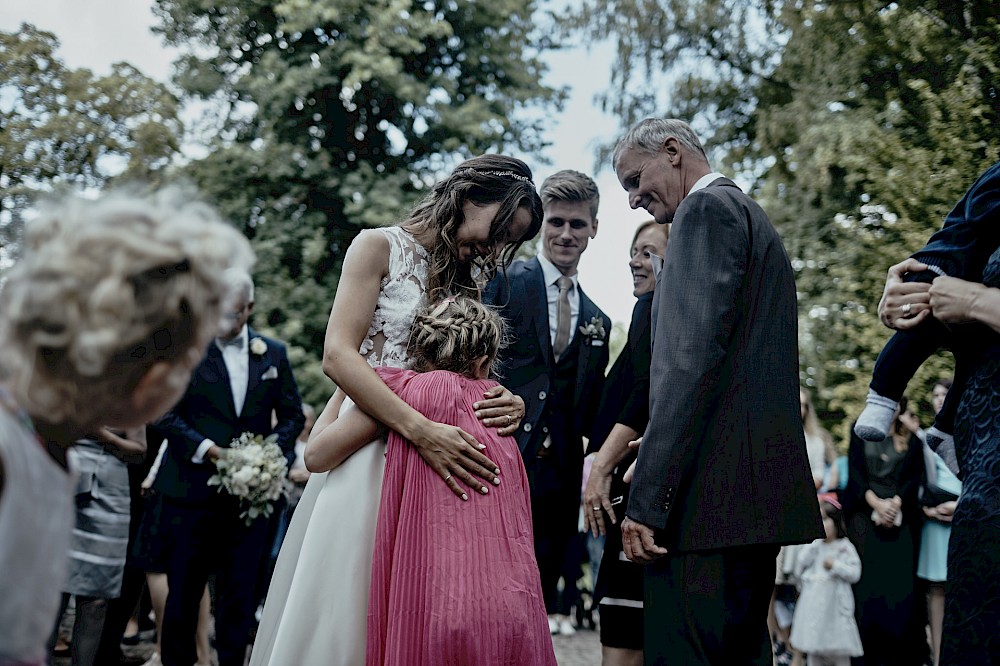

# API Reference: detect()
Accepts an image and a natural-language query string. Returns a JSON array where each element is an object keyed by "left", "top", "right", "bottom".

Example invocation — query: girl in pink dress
[{"left": 306, "top": 297, "right": 556, "bottom": 666}]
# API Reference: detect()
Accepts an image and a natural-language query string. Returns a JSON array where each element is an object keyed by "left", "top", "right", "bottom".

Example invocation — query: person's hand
[
  {"left": 622, "top": 438, "right": 642, "bottom": 484},
  {"left": 206, "top": 445, "right": 228, "bottom": 464},
  {"left": 929, "top": 276, "right": 984, "bottom": 324},
  {"left": 288, "top": 467, "right": 311, "bottom": 484},
  {"left": 875, "top": 497, "right": 899, "bottom": 526},
  {"left": 473, "top": 386, "right": 525, "bottom": 436},
  {"left": 823, "top": 557, "right": 834, "bottom": 570},
  {"left": 878, "top": 259, "right": 932, "bottom": 330},
  {"left": 410, "top": 419, "right": 501, "bottom": 501},
  {"left": 583, "top": 463, "right": 615, "bottom": 537},
  {"left": 935, "top": 500, "right": 957, "bottom": 522},
  {"left": 922, "top": 505, "right": 941, "bottom": 520},
  {"left": 620, "top": 516, "right": 668, "bottom": 563}
]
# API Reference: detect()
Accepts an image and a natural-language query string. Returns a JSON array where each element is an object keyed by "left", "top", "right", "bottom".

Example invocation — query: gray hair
[
  {"left": 612, "top": 118, "right": 710, "bottom": 169},
  {"left": 539, "top": 170, "right": 600, "bottom": 221},
  {"left": 223, "top": 268, "right": 255, "bottom": 303},
  {"left": 0, "top": 187, "right": 254, "bottom": 427}
]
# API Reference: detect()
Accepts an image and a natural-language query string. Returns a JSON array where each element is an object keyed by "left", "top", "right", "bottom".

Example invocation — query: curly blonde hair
[
  {"left": 407, "top": 297, "right": 508, "bottom": 378},
  {"left": 402, "top": 155, "right": 543, "bottom": 301},
  {"left": 0, "top": 188, "right": 254, "bottom": 427}
]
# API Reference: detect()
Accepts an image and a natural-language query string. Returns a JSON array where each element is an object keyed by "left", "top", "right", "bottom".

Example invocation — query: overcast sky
[{"left": 1, "top": 1, "right": 652, "bottom": 325}]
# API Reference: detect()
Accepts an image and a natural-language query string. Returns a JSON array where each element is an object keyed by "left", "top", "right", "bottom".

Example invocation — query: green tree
[
  {"left": 153, "top": 0, "right": 563, "bottom": 404},
  {"left": 570, "top": 1, "right": 1000, "bottom": 438},
  {"left": 0, "top": 24, "right": 181, "bottom": 264}
]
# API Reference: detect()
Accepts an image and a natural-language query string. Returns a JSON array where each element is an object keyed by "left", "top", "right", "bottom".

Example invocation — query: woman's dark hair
[
  {"left": 821, "top": 500, "right": 848, "bottom": 539},
  {"left": 402, "top": 155, "right": 543, "bottom": 301},
  {"left": 892, "top": 395, "right": 911, "bottom": 438}
]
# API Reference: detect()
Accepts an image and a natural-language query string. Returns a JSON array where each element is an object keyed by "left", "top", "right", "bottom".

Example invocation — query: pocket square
[
  {"left": 591, "top": 340, "right": 605, "bottom": 347},
  {"left": 261, "top": 366, "right": 278, "bottom": 380}
]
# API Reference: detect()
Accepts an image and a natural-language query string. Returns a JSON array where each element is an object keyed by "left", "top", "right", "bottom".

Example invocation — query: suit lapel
[
  {"left": 243, "top": 328, "right": 264, "bottom": 421},
  {"left": 205, "top": 343, "right": 237, "bottom": 418},
  {"left": 573, "top": 289, "right": 596, "bottom": 408},
  {"left": 525, "top": 259, "right": 554, "bottom": 368}
]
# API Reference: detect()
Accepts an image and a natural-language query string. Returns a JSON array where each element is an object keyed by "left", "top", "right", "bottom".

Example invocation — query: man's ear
[
  {"left": 662, "top": 136, "right": 681, "bottom": 163},
  {"left": 471, "top": 355, "right": 492, "bottom": 380},
  {"left": 590, "top": 216, "right": 599, "bottom": 239}
]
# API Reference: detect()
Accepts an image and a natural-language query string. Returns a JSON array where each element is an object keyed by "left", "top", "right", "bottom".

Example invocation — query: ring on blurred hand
[
  {"left": 592, "top": 506, "right": 600, "bottom": 511},
  {"left": 505, "top": 414, "right": 513, "bottom": 426},
  {"left": 902, "top": 302, "right": 912, "bottom": 316},
  {"left": 444, "top": 475, "right": 452, "bottom": 482}
]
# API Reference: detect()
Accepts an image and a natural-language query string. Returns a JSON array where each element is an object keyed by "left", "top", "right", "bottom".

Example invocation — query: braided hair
[{"left": 407, "top": 297, "right": 509, "bottom": 378}]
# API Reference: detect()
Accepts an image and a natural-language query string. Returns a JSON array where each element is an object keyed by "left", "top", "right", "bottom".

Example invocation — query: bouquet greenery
[{"left": 208, "top": 432, "right": 288, "bottom": 526}]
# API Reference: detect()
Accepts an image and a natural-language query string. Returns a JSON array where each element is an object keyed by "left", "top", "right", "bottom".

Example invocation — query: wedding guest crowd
[{"left": 4, "top": 123, "right": 1000, "bottom": 666}]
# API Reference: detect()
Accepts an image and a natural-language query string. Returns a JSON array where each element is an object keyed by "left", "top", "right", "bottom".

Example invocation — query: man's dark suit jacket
[
  {"left": 486, "top": 257, "right": 610, "bottom": 504},
  {"left": 628, "top": 178, "right": 823, "bottom": 553},
  {"left": 155, "top": 328, "right": 304, "bottom": 503}
]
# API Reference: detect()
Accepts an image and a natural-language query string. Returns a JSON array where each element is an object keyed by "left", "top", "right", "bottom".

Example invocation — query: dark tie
[
  {"left": 553, "top": 276, "right": 573, "bottom": 359},
  {"left": 220, "top": 336, "right": 244, "bottom": 350}
]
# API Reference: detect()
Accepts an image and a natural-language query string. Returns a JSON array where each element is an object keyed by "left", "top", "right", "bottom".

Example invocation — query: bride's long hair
[{"left": 402, "top": 155, "right": 542, "bottom": 301}]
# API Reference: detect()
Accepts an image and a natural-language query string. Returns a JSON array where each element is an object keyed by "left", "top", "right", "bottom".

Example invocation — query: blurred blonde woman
[{"left": 0, "top": 189, "right": 253, "bottom": 666}]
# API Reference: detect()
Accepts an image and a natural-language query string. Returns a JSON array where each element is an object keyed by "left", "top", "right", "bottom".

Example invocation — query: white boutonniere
[
  {"left": 250, "top": 337, "right": 267, "bottom": 357},
  {"left": 579, "top": 316, "right": 607, "bottom": 346}
]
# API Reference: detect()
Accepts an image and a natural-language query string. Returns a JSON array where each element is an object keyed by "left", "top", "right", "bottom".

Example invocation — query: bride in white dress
[{"left": 251, "top": 156, "right": 542, "bottom": 665}]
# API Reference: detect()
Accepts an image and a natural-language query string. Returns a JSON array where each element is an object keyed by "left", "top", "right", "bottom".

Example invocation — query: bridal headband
[{"left": 464, "top": 169, "right": 533, "bottom": 185}]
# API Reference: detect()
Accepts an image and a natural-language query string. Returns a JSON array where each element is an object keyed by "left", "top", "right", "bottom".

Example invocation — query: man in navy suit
[
  {"left": 153, "top": 270, "right": 304, "bottom": 666},
  {"left": 614, "top": 118, "right": 822, "bottom": 664},
  {"left": 486, "top": 170, "right": 611, "bottom": 636}
]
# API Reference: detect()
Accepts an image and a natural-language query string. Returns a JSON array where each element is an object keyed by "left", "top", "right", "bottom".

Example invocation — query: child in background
[
  {"left": 305, "top": 297, "right": 556, "bottom": 666},
  {"left": 790, "top": 500, "right": 864, "bottom": 666}
]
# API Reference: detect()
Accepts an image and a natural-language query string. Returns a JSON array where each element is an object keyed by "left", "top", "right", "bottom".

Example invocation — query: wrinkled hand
[
  {"left": 621, "top": 517, "right": 668, "bottom": 563},
  {"left": 583, "top": 465, "right": 615, "bottom": 537},
  {"left": 878, "top": 259, "right": 932, "bottom": 330},
  {"left": 622, "top": 437, "right": 642, "bottom": 484},
  {"left": 411, "top": 420, "right": 501, "bottom": 501},
  {"left": 929, "top": 276, "right": 983, "bottom": 324},
  {"left": 473, "top": 386, "right": 525, "bottom": 436}
]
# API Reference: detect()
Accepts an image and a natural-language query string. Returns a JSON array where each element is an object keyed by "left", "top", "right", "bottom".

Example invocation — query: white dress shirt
[
  {"left": 193, "top": 325, "right": 250, "bottom": 464},
  {"left": 537, "top": 253, "right": 580, "bottom": 350},
  {"left": 688, "top": 171, "right": 729, "bottom": 195}
]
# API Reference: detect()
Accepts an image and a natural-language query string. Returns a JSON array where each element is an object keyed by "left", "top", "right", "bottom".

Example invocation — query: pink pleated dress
[{"left": 367, "top": 368, "right": 556, "bottom": 666}]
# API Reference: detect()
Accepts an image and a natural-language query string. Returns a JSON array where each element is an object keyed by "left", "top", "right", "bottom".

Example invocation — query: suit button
[
  {"left": 523, "top": 423, "right": 532, "bottom": 432},
  {"left": 542, "top": 426, "right": 549, "bottom": 434},
  {"left": 538, "top": 391, "right": 547, "bottom": 400}
]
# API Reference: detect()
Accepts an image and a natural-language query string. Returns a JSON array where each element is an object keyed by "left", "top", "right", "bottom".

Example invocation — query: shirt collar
[
  {"left": 216, "top": 325, "right": 248, "bottom": 351},
  {"left": 688, "top": 172, "right": 729, "bottom": 195},
  {"left": 537, "top": 253, "right": 579, "bottom": 290}
]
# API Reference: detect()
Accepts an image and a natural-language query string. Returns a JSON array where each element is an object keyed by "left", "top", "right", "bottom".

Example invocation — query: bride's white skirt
[{"left": 250, "top": 412, "right": 385, "bottom": 666}]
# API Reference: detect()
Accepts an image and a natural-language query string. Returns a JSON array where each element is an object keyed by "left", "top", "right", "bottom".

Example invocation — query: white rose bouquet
[{"left": 208, "top": 432, "right": 288, "bottom": 525}]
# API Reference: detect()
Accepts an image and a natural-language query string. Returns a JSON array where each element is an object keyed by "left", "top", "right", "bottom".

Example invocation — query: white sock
[{"left": 854, "top": 390, "right": 898, "bottom": 441}]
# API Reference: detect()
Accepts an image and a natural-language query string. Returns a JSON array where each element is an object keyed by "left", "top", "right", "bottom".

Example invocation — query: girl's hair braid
[{"left": 407, "top": 297, "right": 509, "bottom": 378}]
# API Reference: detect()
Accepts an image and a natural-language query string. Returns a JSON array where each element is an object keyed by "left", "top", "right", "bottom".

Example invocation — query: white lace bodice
[{"left": 358, "top": 226, "right": 429, "bottom": 369}]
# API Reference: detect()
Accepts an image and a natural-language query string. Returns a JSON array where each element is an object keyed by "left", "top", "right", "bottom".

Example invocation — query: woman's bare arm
[
  {"left": 304, "top": 391, "right": 379, "bottom": 473},
  {"left": 322, "top": 232, "right": 498, "bottom": 499}
]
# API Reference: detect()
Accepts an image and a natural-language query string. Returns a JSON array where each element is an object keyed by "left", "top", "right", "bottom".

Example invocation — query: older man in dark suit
[
  {"left": 486, "top": 170, "right": 611, "bottom": 636},
  {"left": 613, "top": 118, "right": 823, "bottom": 665},
  {"left": 153, "top": 270, "right": 303, "bottom": 666}
]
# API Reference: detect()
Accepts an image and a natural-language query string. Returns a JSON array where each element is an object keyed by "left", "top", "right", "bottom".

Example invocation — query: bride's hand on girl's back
[
  {"left": 409, "top": 420, "right": 502, "bottom": 501},
  {"left": 473, "top": 386, "right": 525, "bottom": 436}
]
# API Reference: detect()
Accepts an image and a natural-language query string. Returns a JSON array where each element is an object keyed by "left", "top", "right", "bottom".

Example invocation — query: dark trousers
[
  {"left": 160, "top": 498, "right": 269, "bottom": 666},
  {"left": 530, "top": 457, "right": 580, "bottom": 615},
  {"left": 643, "top": 544, "right": 778, "bottom": 666}
]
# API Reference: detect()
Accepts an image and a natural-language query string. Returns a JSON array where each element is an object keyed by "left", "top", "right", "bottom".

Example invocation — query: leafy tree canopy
[
  {"left": 0, "top": 24, "right": 181, "bottom": 264},
  {"left": 569, "top": 0, "right": 1000, "bottom": 442},
  {"left": 153, "top": 0, "right": 564, "bottom": 404}
]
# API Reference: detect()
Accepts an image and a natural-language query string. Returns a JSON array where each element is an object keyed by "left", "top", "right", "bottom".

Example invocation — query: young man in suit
[
  {"left": 153, "top": 270, "right": 304, "bottom": 666},
  {"left": 485, "top": 170, "right": 611, "bottom": 636},
  {"left": 613, "top": 118, "right": 823, "bottom": 665}
]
